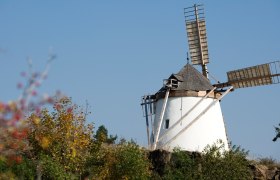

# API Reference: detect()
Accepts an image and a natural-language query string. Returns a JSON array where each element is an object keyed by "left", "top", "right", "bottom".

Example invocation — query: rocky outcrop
[
  {"left": 149, "top": 149, "right": 171, "bottom": 176},
  {"left": 250, "top": 163, "right": 280, "bottom": 180}
]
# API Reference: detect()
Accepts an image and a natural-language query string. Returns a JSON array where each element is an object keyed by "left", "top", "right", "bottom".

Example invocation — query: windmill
[{"left": 141, "top": 4, "right": 280, "bottom": 152}]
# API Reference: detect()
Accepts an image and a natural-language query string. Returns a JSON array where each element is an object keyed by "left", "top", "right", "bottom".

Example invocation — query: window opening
[{"left": 165, "top": 119, "right": 170, "bottom": 129}]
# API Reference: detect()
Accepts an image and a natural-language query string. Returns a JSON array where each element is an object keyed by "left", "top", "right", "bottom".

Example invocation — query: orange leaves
[
  {"left": 32, "top": 116, "right": 40, "bottom": 125},
  {"left": 8, "top": 155, "right": 22, "bottom": 164},
  {"left": 0, "top": 143, "right": 4, "bottom": 151},
  {"left": 11, "top": 128, "right": 28, "bottom": 140},
  {"left": 40, "top": 137, "right": 51, "bottom": 149},
  {"left": 8, "top": 101, "right": 17, "bottom": 112},
  {"left": 54, "top": 103, "right": 62, "bottom": 111}
]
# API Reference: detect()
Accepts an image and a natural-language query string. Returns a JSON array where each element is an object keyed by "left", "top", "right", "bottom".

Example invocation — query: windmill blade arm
[{"left": 213, "top": 82, "right": 232, "bottom": 89}]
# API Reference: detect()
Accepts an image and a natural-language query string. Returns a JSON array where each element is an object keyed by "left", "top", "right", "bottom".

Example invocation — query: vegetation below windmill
[
  {"left": 1, "top": 98, "right": 279, "bottom": 179},
  {"left": 150, "top": 147, "right": 280, "bottom": 180},
  {"left": 1, "top": 107, "right": 279, "bottom": 180}
]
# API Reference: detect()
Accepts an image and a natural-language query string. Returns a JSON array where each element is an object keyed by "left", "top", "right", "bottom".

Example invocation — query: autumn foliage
[
  {"left": 0, "top": 59, "right": 152, "bottom": 179},
  {"left": 28, "top": 97, "right": 94, "bottom": 174},
  {"left": 0, "top": 59, "right": 59, "bottom": 167}
]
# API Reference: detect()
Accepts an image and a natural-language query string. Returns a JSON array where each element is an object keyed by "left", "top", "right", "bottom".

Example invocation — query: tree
[
  {"left": 272, "top": 123, "right": 280, "bottom": 142},
  {"left": 27, "top": 97, "right": 94, "bottom": 177},
  {"left": 95, "top": 125, "right": 117, "bottom": 144}
]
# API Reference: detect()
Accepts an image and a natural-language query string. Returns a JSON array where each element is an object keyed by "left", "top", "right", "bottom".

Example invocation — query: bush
[
  {"left": 163, "top": 149, "right": 200, "bottom": 179},
  {"left": 0, "top": 155, "right": 36, "bottom": 179},
  {"left": 161, "top": 142, "right": 252, "bottom": 180},
  {"left": 88, "top": 141, "right": 152, "bottom": 179},
  {"left": 201, "top": 143, "right": 252, "bottom": 180},
  {"left": 112, "top": 142, "right": 151, "bottom": 179},
  {"left": 11, "top": 156, "right": 36, "bottom": 179},
  {"left": 40, "top": 153, "right": 73, "bottom": 180}
]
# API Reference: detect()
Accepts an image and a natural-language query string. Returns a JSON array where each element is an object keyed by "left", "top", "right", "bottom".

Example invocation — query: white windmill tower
[{"left": 141, "top": 4, "right": 280, "bottom": 152}]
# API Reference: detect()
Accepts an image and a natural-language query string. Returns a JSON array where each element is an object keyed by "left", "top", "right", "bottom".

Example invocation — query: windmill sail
[
  {"left": 214, "top": 61, "right": 280, "bottom": 89},
  {"left": 184, "top": 4, "right": 209, "bottom": 77},
  {"left": 185, "top": 19, "right": 209, "bottom": 65}
]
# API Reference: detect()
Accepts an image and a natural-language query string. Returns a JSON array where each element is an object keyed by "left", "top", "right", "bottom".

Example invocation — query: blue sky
[{"left": 0, "top": 1, "right": 279, "bottom": 159}]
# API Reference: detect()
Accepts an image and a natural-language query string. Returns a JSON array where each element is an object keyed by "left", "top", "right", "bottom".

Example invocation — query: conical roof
[{"left": 169, "top": 64, "right": 213, "bottom": 91}]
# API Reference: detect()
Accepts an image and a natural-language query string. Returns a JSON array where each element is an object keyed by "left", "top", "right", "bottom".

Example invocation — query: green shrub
[
  {"left": 11, "top": 156, "right": 36, "bottom": 179},
  {"left": 0, "top": 155, "right": 36, "bottom": 179},
  {"left": 112, "top": 142, "right": 151, "bottom": 179},
  {"left": 39, "top": 153, "right": 73, "bottom": 180},
  {"left": 162, "top": 142, "right": 252, "bottom": 180},
  {"left": 163, "top": 148, "right": 200, "bottom": 180},
  {"left": 200, "top": 143, "right": 252, "bottom": 180},
  {"left": 88, "top": 141, "right": 151, "bottom": 179}
]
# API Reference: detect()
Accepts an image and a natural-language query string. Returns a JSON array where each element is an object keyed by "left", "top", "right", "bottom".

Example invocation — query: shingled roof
[{"left": 169, "top": 63, "right": 213, "bottom": 91}]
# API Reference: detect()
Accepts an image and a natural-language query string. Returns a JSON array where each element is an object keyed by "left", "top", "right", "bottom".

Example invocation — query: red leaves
[
  {"left": 8, "top": 155, "right": 22, "bottom": 164},
  {"left": 0, "top": 59, "right": 61, "bottom": 165},
  {"left": 9, "top": 142, "right": 19, "bottom": 149},
  {"left": 11, "top": 129, "right": 28, "bottom": 140},
  {"left": 0, "top": 102, "right": 5, "bottom": 112},
  {"left": 54, "top": 103, "right": 62, "bottom": 111},
  {"left": 14, "top": 155, "right": 22, "bottom": 164},
  {"left": 13, "top": 112, "right": 21, "bottom": 121},
  {"left": 67, "top": 107, "right": 73, "bottom": 113}
]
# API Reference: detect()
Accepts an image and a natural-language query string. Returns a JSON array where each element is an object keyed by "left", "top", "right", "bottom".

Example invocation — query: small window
[
  {"left": 165, "top": 119, "right": 170, "bottom": 129},
  {"left": 151, "top": 134, "right": 154, "bottom": 143}
]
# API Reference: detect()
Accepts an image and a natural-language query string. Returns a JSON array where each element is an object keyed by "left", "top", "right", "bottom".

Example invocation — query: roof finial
[{"left": 187, "top": 52, "right": 190, "bottom": 64}]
